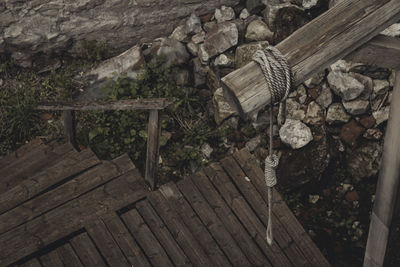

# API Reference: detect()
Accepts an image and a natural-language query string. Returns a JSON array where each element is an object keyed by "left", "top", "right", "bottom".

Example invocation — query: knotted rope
[{"left": 252, "top": 46, "right": 292, "bottom": 246}]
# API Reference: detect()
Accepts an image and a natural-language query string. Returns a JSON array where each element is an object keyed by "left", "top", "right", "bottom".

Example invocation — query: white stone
[
  {"left": 329, "top": 59, "right": 349, "bottom": 72},
  {"left": 303, "top": 0, "right": 319, "bottom": 9},
  {"left": 381, "top": 23, "right": 400, "bottom": 37},
  {"left": 373, "top": 79, "right": 390, "bottom": 95},
  {"left": 191, "top": 31, "right": 206, "bottom": 44},
  {"left": 327, "top": 71, "right": 365, "bottom": 101},
  {"left": 239, "top": 8, "right": 250, "bottom": 20},
  {"left": 316, "top": 83, "right": 333, "bottom": 108},
  {"left": 185, "top": 13, "right": 202, "bottom": 34},
  {"left": 186, "top": 41, "right": 198, "bottom": 56},
  {"left": 215, "top": 6, "right": 235, "bottom": 23},
  {"left": 279, "top": 119, "right": 313, "bottom": 149},
  {"left": 326, "top": 103, "right": 351, "bottom": 124},
  {"left": 201, "top": 143, "right": 213, "bottom": 158},
  {"left": 214, "top": 54, "right": 233, "bottom": 67},
  {"left": 169, "top": 25, "right": 187, "bottom": 42},
  {"left": 198, "top": 43, "right": 210, "bottom": 64},
  {"left": 373, "top": 106, "right": 390, "bottom": 126},
  {"left": 309, "top": 194, "right": 320, "bottom": 204},
  {"left": 297, "top": 85, "right": 308, "bottom": 104},
  {"left": 213, "top": 87, "right": 237, "bottom": 124},
  {"left": 245, "top": 20, "right": 274, "bottom": 42},
  {"left": 303, "top": 101, "right": 324, "bottom": 125},
  {"left": 286, "top": 98, "right": 306, "bottom": 121}
]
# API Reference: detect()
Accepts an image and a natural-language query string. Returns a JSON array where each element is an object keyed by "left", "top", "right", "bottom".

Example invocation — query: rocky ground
[{"left": 2, "top": 0, "right": 400, "bottom": 266}]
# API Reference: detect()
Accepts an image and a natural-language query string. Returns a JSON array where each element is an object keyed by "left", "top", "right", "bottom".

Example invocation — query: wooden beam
[
  {"left": 364, "top": 71, "right": 400, "bottom": 267},
  {"left": 221, "top": 0, "right": 400, "bottom": 117},
  {"left": 145, "top": 110, "right": 161, "bottom": 190},
  {"left": 346, "top": 34, "right": 400, "bottom": 70},
  {"left": 63, "top": 110, "right": 78, "bottom": 150},
  {"left": 37, "top": 98, "right": 175, "bottom": 111}
]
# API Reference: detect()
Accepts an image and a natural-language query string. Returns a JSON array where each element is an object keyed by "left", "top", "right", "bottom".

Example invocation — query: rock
[
  {"left": 363, "top": 128, "right": 383, "bottom": 140},
  {"left": 389, "top": 71, "right": 395, "bottom": 87},
  {"left": 245, "top": 19, "right": 274, "bottom": 42},
  {"left": 330, "top": 59, "right": 349, "bottom": 73},
  {"left": 303, "top": 101, "right": 325, "bottom": 125},
  {"left": 198, "top": 44, "right": 210, "bottom": 64},
  {"left": 381, "top": 23, "right": 400, "bottom": 37},
  {"left": 327, "top": 71, "right": 365, "bottom": 101},
  {"left": 359, "top": 116, "right": 376, "bottom": 129},
  {"left": 340, "top": 120, "right": 365, "bottom": 146},
  {"left": 185, "top": 13, "right": 202, "bottom": 35},
  {"left": 309, "top": 195, "right": 320, "bottom": 204},
  {"left": 204, "top": 22, "right": 238, "bottom": 58},
  {"left": 316, "top": 83, "right": 333, "bottom": 108},
  {"left": 203, "top": 21, "right": 217, "bottom": 32},
  {"left": 175, "top": 69, "right": 190, "bottom": 86},
  {"left": 214, "top": 54, "right": 234, "bottom": 67},
  {"left": 373, "top": 106, "right": 390, "bottom": 126},
  {"left": 286, "top": 98, "right": 306, "bottom": 121},
  {"left": 347, "top": 142, "right": 383, "bottom": 180},
  {"left": 170, "top": 25, "right": 188, "bottom": 42},
  {"left": 326, "top": 103, "right": 351, "bottom": 124},
  {"left": 246, "top": 0, "right": 266, "bottom": 14},
  {"left": 342, "top": 100, "right": 370, "bottom": 115},
  {"left": 201, "top": 143, "right": 213, "bottom": 158},
  {"left": 11, "top": 52, "right": 32, "bottom": 68},
  {"left": 239, "top": 8, "right": 250, "bottom": 20},
  {"left": 191, "top": 31, "right": 206, "bottom": 44},
  {"left": 373, "top": 79, "right": 390, "bottom": 95},
  {"left": 303, "top": 0, "right": 319, "bottom": 9},
  {"left": 296, "top": 84, "right": 308, "bottom": 104},
  {"left": 213, "top": 87, "right": 237, "bottom": 124},
  {"left": 186, "top": 42, "right": 199, "bottom": 56},
  {"left": 157, "top": 38, "right": 190, "bottom": 66},
  {"left": 206, "top": 68, "right": 221, "bottom": 91},
  {"left": 246, "top": 136, "right": 262, "bottom": 152},
  {"left": 192, "top": 57, "right": 209, "bottom": 87},
  {"left": 223, "top": 116, "right": 239, "bottom": 129},
  {"left": 215, "top": 6, "right": 236, "bottom": 23},
  {"left": 350, "top": 65, "right": 391, "bottom": 80},
  {"left": 345, "top": 191, "right": 359, "bottom": 202},
  {"left": 351, "top": 73, "right": 373, "bottom": 101},
  {"left": 304, "top": 72, "right": 325, "bottom": 89},
  {"left": 279, "top": 119, "right": 313, "bottom": 149},
  {"left": 235, "top": 41, "right": 269, "bottom": 68}
]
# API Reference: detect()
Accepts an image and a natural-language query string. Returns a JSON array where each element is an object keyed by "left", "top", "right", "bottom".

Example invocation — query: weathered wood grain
[
  {"left": 221, "top": 0, "right": 400, "bottom": 117},
  {"left": 0, "top": 169, "right": 146, "bottom": 266},
  {"left": 63, "top": 110, "right": 78, "bottom": 150},
  {"left": 364, "top": 70, "right": 400, "bottom": 267},
  {"left": 147, "top": 190, "right": 211, "bottom": 266},
  {"left": 159, "top": 182, "right": 231, "bottom": 266},
  {"left": 56, "top": 243, "right": 84, "bottom": 267},
  {"left": 145, "top": 109, "right": 161, "bottom": 190},
  {"left": 136, "top": 199, "right": 191, "bottom": 266},
  {"left": 0, "top": 138, "right": 44, "bottom": 170},
  {"left": 18, "top": 258, "right": 42, "bottom": 267},
  {"left": 0, "top": 154, "right": 133, "bottom": 235},
  {"left": 233, "top": 149, "right": 330, "bottom": 266},
  {"left": 121, "top": 208, "right": 173, "bottom": 267},
  {"left": 39, "top": 249, "right": 64, "bottom": 267},
  {"left": 70, "top": 233, "right": 107, "bottom": 267},
  {"left": 37, "top": 98, "right": 175, "bottom": 111},
  {"left": 0, "top": 148, "right": 100, "bottom": 215}
]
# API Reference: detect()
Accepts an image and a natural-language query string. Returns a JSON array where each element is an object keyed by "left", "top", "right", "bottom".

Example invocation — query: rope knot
[{"left": 265, "top": 154, "right": 279, "bottom": 188}]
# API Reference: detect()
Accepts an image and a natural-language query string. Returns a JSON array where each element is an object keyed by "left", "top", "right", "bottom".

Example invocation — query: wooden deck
[{"left": 0, "top": 139, "right": 329, "bottom": 266}]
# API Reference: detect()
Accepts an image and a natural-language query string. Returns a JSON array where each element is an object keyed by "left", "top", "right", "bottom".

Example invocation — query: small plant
[{"left": 80, "top": 40, "right": 109, "bottom": 62}]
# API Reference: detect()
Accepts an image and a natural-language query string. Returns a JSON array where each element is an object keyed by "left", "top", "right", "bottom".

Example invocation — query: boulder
[
  {"left": 213, "top": 87, "right": 237, "bottom": 124},
  {"left": 204, "top": 22, "right": 238, "bottom": 58},
  {"left": 235, "top": 41, "right": 269, "bottom": 68},
  {"left": 215, "top": 6, "right": 236, "bottom": 23},
  {"left": 245, "top": 20, "right": 274, "bottom": 42},
  {"left": 326, "top": 103, "right": 351, "bottom": 124},
  {"left": 347, "top": 142, "right": 383, "bottom": 180},
  {"left": 327, "top": 71, "right": 365, "bottom": 101},
  {"left": 279, "top": 119, "right": 313, "bottom": 149}
]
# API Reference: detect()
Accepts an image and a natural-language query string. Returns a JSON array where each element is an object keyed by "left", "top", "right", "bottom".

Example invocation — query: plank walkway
[{"left": 0, "top": 138, "right": 329, "bottom": 266}]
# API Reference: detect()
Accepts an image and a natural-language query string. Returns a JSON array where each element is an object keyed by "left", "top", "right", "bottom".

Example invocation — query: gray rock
[
  {"left": 204, "top": 21, "right": 217, "bottom": 32},
  {"left": 297, "top": 84, "right": 308, "bottom": 104},
  {"left": 235, "top": 41, "right": 269, "bottom": 68},
  {"left": 11, "top": 52, "right": 32, "bottom": 68},
  {"left": 157, "top": 38, "right": 190, "bottom": 67},
  {"left": 304, "top": 72, "right": 325, "bottom": 88},
  {"left": 223, "top": 116, "right": 239, "bottom": 129},
  {"left": 326, "top": 103, "right": 351, "bottom": 124},
  {"left": 303, "top": 0, "right": 319, "bottom": 9},
  {"left": 185, "top": 13, "right": 202, "bottom": 35},
  {"left": 198, "top": 44, "right": 210, "bottom": 64},
  {"left": 351, "top": 73, "right": 373, "bottom": 100},
  {"left": 246, "top": 136, "right": 262, "bottom": 152},
  {"left": 279, "top": 119, "right": 313, "bottom": 149},
  {"left": 245, "top": 20, "right": 274, "bottom": 42},
  {"left": 381, "top": 23, "right": 400, "bottom": 37},
  {"left": 215, "top": 6, "right": 235, "bottom": 23},
  {"left": 363, "top": 128, "right": 383, "bottom": 141},
  {"left": 327, "top": 71, "right": 365, "bottom": 101},
  {"left": 342, "top": 99, "right": 370, "bottom": 115},
  {"left": 373, "top": 106, "right": 390, "bottom": 126},
  {"left": 175, "top": 69, "right": 190, "bottom": 86},
  {"left": 246, "top": 0, "right": 266, "bottom": 14},
  {"left": 186, "top": 41, "right": 199, "bottom": 56},
  {"left": 191, "top": 31, "right": 206, "bottom": 44},
  {"left": 303, "top": 101, "right": 325, "bottom": 125},
  {"left": 213, "top": 87, "right": 237, "bottom": 124},
  {"left": 170, "top": 25, "right": 188, "bottom": 42},
  {"left": 329, "top": 59, "right": 349, "bottom": 73},
  {"left": 204, "top": 22, "right": 238, "bottom": 58},
  {"left": 286, "top": 98, "right": 306, "bottom": 121},
  {"left": 373, "top": 79, "right": 390, "bottom": 95},
  {"left": 239, "top": 8, "right": 250, "bottom": 20},
  {"left": 192, "top": 57, "right": 209, "bottom": 87},
  {"left": 347, "top": 142, "right": 383, "bottom": 180},
  {"left": 201, "top": 143, "right": 213, "bottom": 158},
  {"left": 214, "top": 54, "right": 234, "bottom": 67},
  {"left": 316, "top": 83, "right": 333, "bottom": 108}
]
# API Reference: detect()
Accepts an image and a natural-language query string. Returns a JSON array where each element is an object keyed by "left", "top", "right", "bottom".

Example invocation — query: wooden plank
[
  {"left": 37, "top": 98, "right": 175, "bottom": 111},
  {"left": 86, "top": 219, "right": 131, "bottom": 267},
  {"left": 364, "top": 70, "right": 400, "bottom": 267},
  {"left": 203, "top": 163, "right": 293, "bottom": 267},
  {"left": 136, "top": 199, "right": 191, "bottom": 266},
  {"left": 145, "top": 109, "right": 161, "bottom": 190},
  {"left": 70, "top": 233, "right": 107, "bottom": 267},
  {"left": 232, "top": 149, "right": 330, "bottom": 266},
  {"left": 56, "top": 243, "right": 84, "bottom": 267},
  {"left": 0, "top": 154, "right": 133, "bottom": 235},
  {"left": 0, "top": 169, "right": 147, "bottom": 266},
  {"left": 177, "top": 177, "right": 251, "bottom": 266},
  {"left": 345, "top": 34, "right": 400, "bottom": 70},
  {"left": 121, "top": 208, "right": 173, "bottom": 267},
  {"left": 191, "top": 170, "right": 271, "bottom": 266},
  {"left": 221, "top": 0, "right": 400, "bottom": 117},
  {"left": 0, "top": 142, "right": 74, "bottom": 194},
  {"left": 147, "top": 190, "right": 211, "bottom": 266},
  {"left": 102, "top": 214, "right": 150, "bottom": 267},
  {"left": 63, "top": 110, "right": 78, "bottom": 150},
  {"left": 39, "top": 250, "right": 64, "bottom": 267},
  {"left": 0, "top": 148, "right": 100, "bottom": 215},
  {"left": 159, "top": 182, "right": 231, "bottom": 266},
  {"left": 220, "top": 156, "right": 309, "bottom": 267},
  {"left": 18, "top": 258, "right": 42, "bottom": 267},
  {"left": 0, "top": 138, "right": 44, "bottom": 170}
]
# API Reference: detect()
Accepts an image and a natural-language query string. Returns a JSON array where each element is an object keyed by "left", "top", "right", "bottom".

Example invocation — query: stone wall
[{"left": 0, "top": 0, "right": 239, "bottom": 67}]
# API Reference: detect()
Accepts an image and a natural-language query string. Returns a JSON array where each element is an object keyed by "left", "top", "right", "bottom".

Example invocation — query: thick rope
[{"left": 252, "top": 46, "right": 292, "bottom": 246}]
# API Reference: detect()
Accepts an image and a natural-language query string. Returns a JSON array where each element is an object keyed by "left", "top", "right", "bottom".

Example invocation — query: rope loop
[{"left": 265, "top": 154, "right": 279, "bottom": 188}]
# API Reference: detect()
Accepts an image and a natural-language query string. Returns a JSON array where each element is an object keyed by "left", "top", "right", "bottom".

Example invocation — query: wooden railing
[{"left": 37, "top": 98, "right": 175, "bottom": 190}]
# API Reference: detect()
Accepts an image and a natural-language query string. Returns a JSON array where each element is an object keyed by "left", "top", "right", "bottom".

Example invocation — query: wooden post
[
  {"left": 145, "top": 109, "right": 161, "bottom": 190},
  {"left": 364, "top": 71, "right": 400, "bottom": 267},
  {"left": 62, "top": 110, "right": 78, "bottom": 150}
]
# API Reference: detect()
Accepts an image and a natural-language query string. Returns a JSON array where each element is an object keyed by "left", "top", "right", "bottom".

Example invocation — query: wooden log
[
  {"left": 345, "top": 35, "right": 400, "bottom": 70},
  {"left": 63, "top": 110, "right": 78, "bottom": 149},
  {"left": 145, "top": 110, "right": 161, "bottom": 190},
  {"left": 37, "top": 98, "right": 175, "bottom": 111},
  {"left": 364, "top": 71, "right": 400, "bottom": 266},
  {"left": 70, "top": 233, "right": 107, "bottom": 267},
  {"left": 221, "top": 0, "right": 400, "bottom": 117}
]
